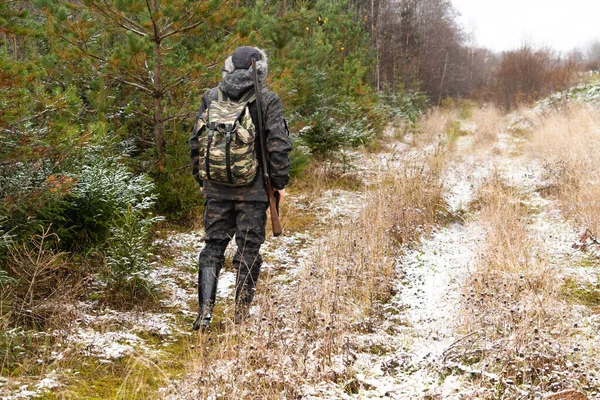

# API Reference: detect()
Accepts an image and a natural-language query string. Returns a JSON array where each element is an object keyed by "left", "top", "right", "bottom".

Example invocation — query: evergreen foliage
[
  {"left": 105, "top": 204, "right": 161, "bottom": 296},
  {"left": 0, "top": 216, "right": 14, "bottom": 283},
  {"left": 40, "top": 154, "right": 158, "bottom": 251},
  {"left": 254, "top": 0, "right": 384, "bottom": 154},
  {"left": 0, "top": 0, "right": 381, "bottom": 295},
  {"left": 380, "top": 86, "right": 429, "bottom": 123}
]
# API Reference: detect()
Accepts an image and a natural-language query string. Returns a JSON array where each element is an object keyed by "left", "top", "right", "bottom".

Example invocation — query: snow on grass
[
  {"left": 317, "top": 189, "right": 366, "bottom": 222},
  {"left": 35, "top": 373, "right": 62, "bottom": 391},
  {"left": 215, "top": 270, "right": 236, "bottom": 300},
  {"left": 295, "top": 137, "right": 492, "bottom": 399},
  {"left": 62, "top": 328, "right": 147, "bottom": 361},
  {"left": 310, "top": 220, "right": 486, "bottom": 399},
  {"left": 535, "top": 80, "right": 600, "bottom": 111},
  {"left": 443, "top": 159, "right": 491, "bottom": 213},
  {"left": 0, "top": 374, "right": 63, "bottom": 400},
  {"left": 1, "top": 385, "right": 41, "bottom": 400},
  {"left": 389, "top": 222, "right": 484, "bottom": 398},
  {"left": 80, "top": 307, "right": 179, "bottom": 337},
  {"left": 261, "top": 232, "right": 312, "bottom": 276}
]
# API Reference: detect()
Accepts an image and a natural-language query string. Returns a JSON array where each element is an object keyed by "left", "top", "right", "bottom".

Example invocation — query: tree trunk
[
  {"left": 153, "top": 42, "right": 165, "bottom": 162},
  {"left": 151, "top": 0, "right": 165, "bottom": 162},
  {"left": 438, "top": 50, "right": 448, "bottom": 105}
]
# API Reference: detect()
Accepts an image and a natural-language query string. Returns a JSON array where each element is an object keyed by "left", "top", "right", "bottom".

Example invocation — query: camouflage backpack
[{"left": 190, "top": 88, "right": 259, "bottom": 186}]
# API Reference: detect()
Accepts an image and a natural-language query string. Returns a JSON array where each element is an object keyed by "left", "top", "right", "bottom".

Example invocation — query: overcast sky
[{"left": 450, "top": 0, "right": 600, "bottom": 53}]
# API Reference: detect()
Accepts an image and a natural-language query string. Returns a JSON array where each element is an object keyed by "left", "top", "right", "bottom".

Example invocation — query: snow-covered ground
[
  {"left": 298, "top": 116, "right": 600, "bottom": 399},
  {"left": 4, "top": 102, "right": 600, "bottom": 399}
]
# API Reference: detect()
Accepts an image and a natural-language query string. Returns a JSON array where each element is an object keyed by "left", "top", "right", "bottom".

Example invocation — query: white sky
[{"left": 451, "top": 0, "right": 600, "bottom": 53}]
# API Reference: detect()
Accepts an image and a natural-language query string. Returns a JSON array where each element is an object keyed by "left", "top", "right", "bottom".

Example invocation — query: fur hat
[{"left": 222, "top": 46, "right": 268, "bottom": 85}]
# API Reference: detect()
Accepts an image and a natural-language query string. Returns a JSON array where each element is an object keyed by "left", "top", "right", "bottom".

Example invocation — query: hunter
[{"left": 190, "top": 46, "right": 293, "bottom": 331}]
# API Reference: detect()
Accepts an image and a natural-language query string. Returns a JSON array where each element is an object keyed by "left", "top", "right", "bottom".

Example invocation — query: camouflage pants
[{"left": 198, "top": 199, "right": 269, "bottom": 312}]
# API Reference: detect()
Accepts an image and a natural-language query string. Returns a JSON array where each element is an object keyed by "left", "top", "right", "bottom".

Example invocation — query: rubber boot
[
  {"left": 234, "top": 253, "right": 261, "bottom": 324},
  {"left": 193, "top": 266, "right": 220, "bottom": 331}
]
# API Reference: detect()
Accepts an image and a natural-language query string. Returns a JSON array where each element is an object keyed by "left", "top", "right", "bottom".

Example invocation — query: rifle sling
[
  {"left": 206, "top": 129, "right": 214, "bottom": 181},
  {"left": 225, "top": 129, "right": 233, "bottom": 184}
]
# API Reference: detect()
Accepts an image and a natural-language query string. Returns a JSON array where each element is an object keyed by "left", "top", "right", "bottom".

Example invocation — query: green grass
[
  {"left": 563, "top": 276, "right": 600, "bottom": 309},
  {"left": 52, "top": 336, "right": 192, "bottom": 399},
  {"left": 445, "top": 120, "right": 469, "bottom": 147}
]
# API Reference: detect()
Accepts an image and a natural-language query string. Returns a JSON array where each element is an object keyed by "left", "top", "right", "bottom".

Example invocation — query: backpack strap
[
  {"left": 240, "top": 89, "right": 256, "bottom": 104},
  {"left": 217, "top": 88, "right": 228, "bottom": 102},
  {"left": 205, "top": 128, "right": 214, "bottom": 181},
  {"left": 225, "top": 128, "right": 234, "bottom": 184}
]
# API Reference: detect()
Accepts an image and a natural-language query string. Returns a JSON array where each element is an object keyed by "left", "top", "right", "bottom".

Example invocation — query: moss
[
  {"left": 563, "top": 276, "right": 600, "bottom": 309},
  {"left": 55, "top": 335, "right": 194, "bottom": 399},
  {"left": 56, "top": 358, "right": 129, "bottom": 399},
  {"left": 282, "top": 210, "right": 318, "bottom": 234}
]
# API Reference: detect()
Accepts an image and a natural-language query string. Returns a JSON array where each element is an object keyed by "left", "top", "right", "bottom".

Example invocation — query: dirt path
[
  {"left": 306, "top": 139, "right": 494, "bottom": 399},
  {"left": 5, "top": 112, "right": 598, "bottom": 399},
  {"left": 300, "top": 119, "right": 600, "bottom": 399}
]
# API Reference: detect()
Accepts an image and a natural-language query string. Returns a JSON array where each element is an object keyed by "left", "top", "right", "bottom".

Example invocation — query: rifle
[{"left": 252, "top": 60, "right": 282, "bottom": 237}]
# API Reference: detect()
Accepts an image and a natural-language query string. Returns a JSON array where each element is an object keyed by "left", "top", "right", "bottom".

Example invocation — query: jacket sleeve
[
  {"left": 264, "top": 94, "right": 293, "bottom": 190},
  {"left": 189, "top": 93, "right": 209, "bottom": 186}
]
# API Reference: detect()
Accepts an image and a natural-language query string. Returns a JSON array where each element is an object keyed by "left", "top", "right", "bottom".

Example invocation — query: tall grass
[
  {"left": 455, "top": 174, "right": 594, "bottom": 397},
  {"left": 164, "top": 138, "right": 448, "bottom": 398},
  {"left": 527, "top": 105, "right": 600, "bottom": 235},
  {"left": 470, "top": 105, "right": 503, "bottom": 147}
]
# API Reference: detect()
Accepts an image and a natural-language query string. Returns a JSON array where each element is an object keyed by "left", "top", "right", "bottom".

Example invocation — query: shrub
[
  {"left": 289, "top": 144, "right": 312, "bottom": 180},
  {"left": 295, "top": 95, "right": 378, "bottom": 155},
  {"left": 380, "top": 86, "right": 429, "bottom": 123},
  {"left": 0, "top": 216, "right": 12, "bottom": 260},
  {"left": 153, "top": 129, "right": 205, "bottom": 218},
  {"left": 5, "top": 228, "right": 71, "bottom": 328},
  {"left": 105, "top": 204, "right": 162, "bottom": 298},
  {"left": 493, "top": 45, "right": 582, "bottom": 110},
  {"left": 0, "top": 217, "right": 13, "bottom": 287},
  {"left": 0, "top": 268, "right": 12, "bottom": 289},
  {"left": 0, "top": 161, "right": 60, "bottom": 244},
  {"left": 39, "top": 154, "right": 158, "bottom": 251}
]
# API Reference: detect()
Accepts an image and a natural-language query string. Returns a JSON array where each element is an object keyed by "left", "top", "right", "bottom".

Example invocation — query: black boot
[
  {"left": 234, "top": 253, "right": 261, "bottom": 324},
  {"left": 193, "top": 266, "right": 220, "bottom": 331}
]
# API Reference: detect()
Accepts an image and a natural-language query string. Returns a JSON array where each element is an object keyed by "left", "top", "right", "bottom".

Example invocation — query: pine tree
[{"left": 35, "top": 0, "right": 234, "bottom": 165}]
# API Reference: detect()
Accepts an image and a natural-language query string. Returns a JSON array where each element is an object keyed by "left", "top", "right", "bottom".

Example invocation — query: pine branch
[
  {"left": 91, "top": 1, "right": 147, "bottom": 37},
  {"left": 144, "top": 0, "right": 160, "bottom": 42},
  {"left": 159, "top": 75, "right": 188, "bottom": 96},
  {"left": 15, "top": 108, "right": 59, "bottom": 125},
  {"left": 160, "top": 20, "right": 203, "bottom": 40},
  {"left": 159, "top": 0, "right": 234, "bottom": 40},
  {"left": 115, "top": 78, "right": 153, "bottom": 94},
  {"left": 58, "top": 34, "right": 105, "bottom": 62}
]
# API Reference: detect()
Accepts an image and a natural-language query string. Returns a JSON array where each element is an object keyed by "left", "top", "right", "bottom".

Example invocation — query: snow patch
[{"left": 64, "top": 328, "right": 146, "bottom": 361}]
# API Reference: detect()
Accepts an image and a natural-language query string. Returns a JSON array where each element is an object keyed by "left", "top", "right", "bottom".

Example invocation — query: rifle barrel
[{"left": 252, "top": 60, "right": 282, "bottom": 237}]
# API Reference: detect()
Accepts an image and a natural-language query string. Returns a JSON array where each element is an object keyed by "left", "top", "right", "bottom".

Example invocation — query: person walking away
[{"left": 189, "top": 46, "right": 292, "bottom": 331}]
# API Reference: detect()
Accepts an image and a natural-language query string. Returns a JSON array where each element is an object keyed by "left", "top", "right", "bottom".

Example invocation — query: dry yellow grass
[
  {"left": 416, "top": 107, "right": 456, "bottom": 145},
  {"left": 528, "top": 105, "right": 600, "bottom": 235},
  {"left": 416, "top": 104, "right": 504, "bottom": 155},
  {"left": 287, "top": 155, "right": 364, "bottom": 199},
  {"left": 470, "top": 105, "right": 503, "bottom": 147},
  {"left": 171, "top": 138, "right": 448, "bottom": 398},
  {"left": 455, "top": 173, "right": 595, "bottom": 397}
]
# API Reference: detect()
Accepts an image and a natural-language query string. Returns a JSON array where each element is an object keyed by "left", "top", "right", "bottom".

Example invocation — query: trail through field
[
  {"left": 4, "top": 110, "right": 599, "bottom": 400},
  {"left": 306, "top": 136, "right": 495, "bottom": 399},
  {"left": 298, "top": 118, "right": 600, "bottom": 398}
]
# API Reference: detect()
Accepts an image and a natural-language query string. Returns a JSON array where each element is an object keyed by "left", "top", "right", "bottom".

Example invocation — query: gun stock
[
  {"left": 268, "top": 186, "right": 282, "bottom": 236},
  {"left": 252, "top": 60, "right": 282, "bottom": 237}
]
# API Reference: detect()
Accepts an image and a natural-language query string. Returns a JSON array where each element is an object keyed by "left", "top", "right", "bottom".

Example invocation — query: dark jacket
[{"left": 191, "top": 68, "right": 293, "bottom": 202}]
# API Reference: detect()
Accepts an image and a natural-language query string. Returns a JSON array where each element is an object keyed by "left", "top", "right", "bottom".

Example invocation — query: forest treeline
[{"left": 1, "top": 0, "right": 599, "bottom": 306}]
